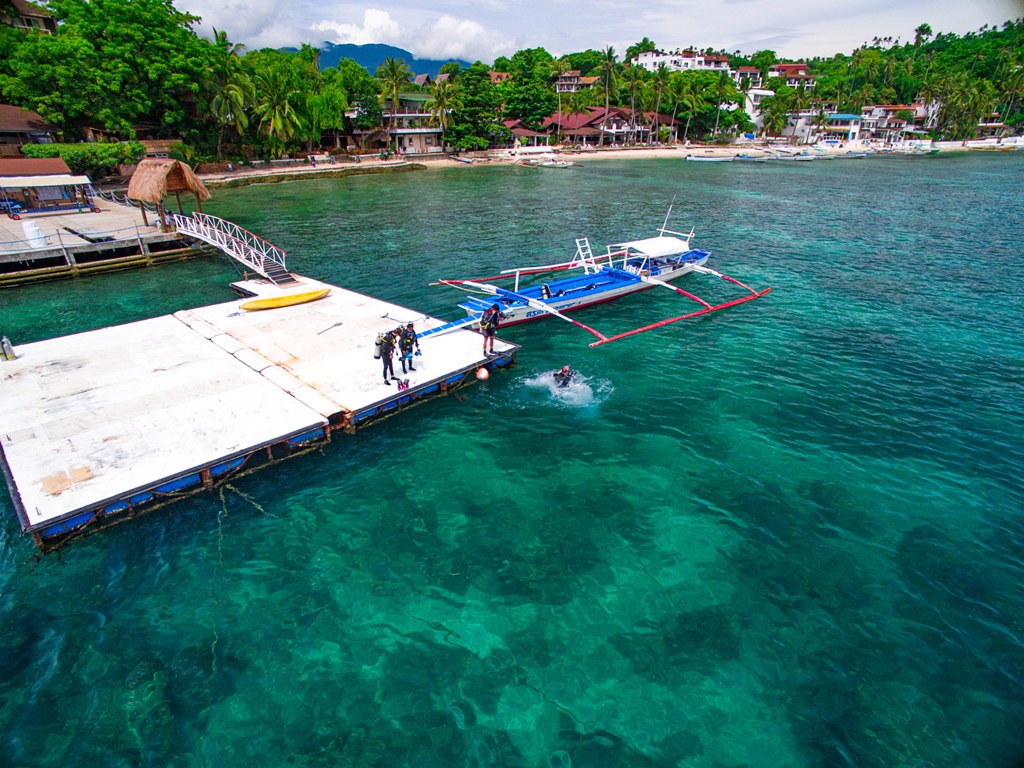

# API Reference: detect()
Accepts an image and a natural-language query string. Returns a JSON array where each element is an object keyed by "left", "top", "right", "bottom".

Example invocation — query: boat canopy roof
[
  {"left": 0, "top": 174, "right": 92, "bottom": 189},
  {"left": 608, "top": 235, "right": 690, "bottom": 258}
]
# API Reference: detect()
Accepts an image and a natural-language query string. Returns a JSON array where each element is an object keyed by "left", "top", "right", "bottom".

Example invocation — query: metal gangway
[{"left": 170, "top": 212, "right": 296, "bottom": 285}]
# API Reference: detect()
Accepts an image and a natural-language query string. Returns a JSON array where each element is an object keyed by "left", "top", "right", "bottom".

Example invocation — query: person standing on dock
[
  {"left": 379, "top": 330, "right": 397, "bottom": 385},
  {"left": 398, "top": 322, "right": 419, "bottom": 373},
  {"left": 480, "top": 304, "right": 505, "bottom": 356}
]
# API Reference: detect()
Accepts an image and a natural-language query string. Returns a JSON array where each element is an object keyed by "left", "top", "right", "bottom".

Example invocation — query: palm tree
[
  {"left": 253, "top": 67, "right": 302, "bottom": 157},
  {"left": 912, "top": 23, "right": 932, "bottom": 62},
  {"left": 622, "top": 64, "right": 645, "bottom": 144},
  {"left": 652, "top": 63, "right": 670, "bottom": 143},
  {"left": 424, "top": 78, "right": 461, "bottom": 142},
  {"left": 811, "top": 108, "right": 830, "bottom": 143},
  {"left": 206, "top": 29, "right": 252, "bottom": 161},
  {"left": 679, "top": 80, "right": 705, "bottom": 142},
  {"left": 376, "top": 57, "right": 413, "bottom": 147},
  {"left": 550, "top": 57, "right": 571, "bottom": 144},
  {"left": 564, "top": 90, "right": 595, "bottom": 146},
  {"left": 598, "top": 46, "right": 618, "bottom": 145},
  {"left": 712, "top": 69, "right": 731, "bottom": 136}
]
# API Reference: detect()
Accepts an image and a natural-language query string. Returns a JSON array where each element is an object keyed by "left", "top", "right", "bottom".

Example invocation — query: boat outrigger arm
[
  {"left": 427, "top": 271, "right": 771, "bottom": 347},
  {"left": 590, "top": 266, "right": 771, "bottom": 347}
]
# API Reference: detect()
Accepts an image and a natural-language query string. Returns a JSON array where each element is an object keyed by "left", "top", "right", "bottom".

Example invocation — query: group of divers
[{"left": 373, "top": 303, "right": 576, "bottom": 390}]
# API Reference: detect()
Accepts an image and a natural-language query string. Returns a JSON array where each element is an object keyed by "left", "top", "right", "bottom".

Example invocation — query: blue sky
[{"left": 177, "top": 0, "right": 1022, "bottom": 62}]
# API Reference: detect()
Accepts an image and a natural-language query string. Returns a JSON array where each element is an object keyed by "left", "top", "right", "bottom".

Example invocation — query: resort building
[
  {"left": 767, "top": 63, "right": 817, "bottom": 89},
  {"left": 504, "top": 119, "right": 549, "bottom": 147},
  {"left": 732, "top": 66, "right": 763, "bottom": 89},
  {"left": 555, "top": 71, "right": 600, "bottom": 93},
  {"left": 0, "top": 0, "right": 57, "bottom": 33},
  {"left": 783, "top": 111, "right": 862, "bottom": 143},
  {"left": 740, "top": 89, "right": 775, "bottom": 131},
  {"left": 631, "top": 50, "right": 731, "bottom": 74},
  {"left": 362, "top": 93, "right": 445, "bottom": 155},
  {"left": 0, "top": 104, "right": 59, "bottom": 157},
  {"left": 489, "top": 71, "right": 511, "bottom": 85},
  {"left": 542, "top": 107, "right": 678, "bottom": 146}
]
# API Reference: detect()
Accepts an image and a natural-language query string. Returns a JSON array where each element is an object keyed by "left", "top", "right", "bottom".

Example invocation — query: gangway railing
[{"left": 170, "top": 212, "right": 292, "bottom": 283}]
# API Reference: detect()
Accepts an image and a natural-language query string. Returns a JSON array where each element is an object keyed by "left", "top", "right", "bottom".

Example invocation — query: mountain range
[{"left": 285, "top": 42, "right": 474, "bottom": 77}]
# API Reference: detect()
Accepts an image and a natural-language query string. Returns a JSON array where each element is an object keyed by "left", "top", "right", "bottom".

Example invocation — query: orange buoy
[{"left": 476, "top": 368, "right": 489, "bottom": 380}]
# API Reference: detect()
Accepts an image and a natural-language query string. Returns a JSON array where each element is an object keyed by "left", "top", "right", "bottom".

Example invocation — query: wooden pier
[
  {"left": 0, "top": 277, "right": 517, "bottom": 550},
  {"left": 0, "top": 197, "right": 207, "bottom": 287}
]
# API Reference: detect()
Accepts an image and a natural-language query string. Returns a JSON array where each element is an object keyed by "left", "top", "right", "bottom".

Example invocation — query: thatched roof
[{"left": 127, "top": 158, "right": 210, "bottom": 203}]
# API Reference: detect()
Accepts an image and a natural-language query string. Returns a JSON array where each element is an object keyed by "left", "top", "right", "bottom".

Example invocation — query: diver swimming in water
[{"left": 553, "top": 365, "right": 575, "bottom": 388}]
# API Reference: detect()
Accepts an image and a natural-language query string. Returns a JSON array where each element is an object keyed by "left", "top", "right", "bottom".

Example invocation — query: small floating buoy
[{"left": 476, "top": 368, "right": 489, "bottom": 380}]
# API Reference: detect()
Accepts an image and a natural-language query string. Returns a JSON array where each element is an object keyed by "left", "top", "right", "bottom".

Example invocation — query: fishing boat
[
  {"left": 422, "top": 209, "right": 770, "bottom": 347},
  {"left": 239, "top": 287, "right": 330, "bottom": 311},
  {"left": 735, "top": 154, "right": 768, "bottom": 163}
]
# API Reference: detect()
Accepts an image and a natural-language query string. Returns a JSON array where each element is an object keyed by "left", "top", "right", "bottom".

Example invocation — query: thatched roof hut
[
  {"left": 127, "top": 158, "right": 209, "bottom": 228},
  {"left": 128, "top": 158, "right": 209, "bottom": 205}
]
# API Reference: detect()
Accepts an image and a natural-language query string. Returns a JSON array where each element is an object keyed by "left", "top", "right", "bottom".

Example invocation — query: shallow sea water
[{"left": 1, "top": 154, "right": 1022, "bottom": 767}]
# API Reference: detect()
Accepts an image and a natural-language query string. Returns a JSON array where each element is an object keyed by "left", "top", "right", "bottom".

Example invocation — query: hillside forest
[{"left": 1, "top": 0, "right": 1021, "bottom": 165}]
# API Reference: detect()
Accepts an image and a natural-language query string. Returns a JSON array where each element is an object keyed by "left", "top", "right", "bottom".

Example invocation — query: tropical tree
[
  {"left": 679, "top": 79, "right": 705, "bottom": 141},
  {"left": 376, "top": 57, "right": 413, "bottom": 142},
  {"left": 651, "top": 63, "right": 670, "bottom": 143},
  {"left": 550, "top": 56, "right": 571, "bottom": 143},
  {"left": 712, "top": 69, "right": 732, "bottom": 135},
  {"left": 424, "top": 78, "right": 461, "bottom": 137},
  {"left": 253, "top": 66, "right": 302, "bottom": 157},
  {"left": 206, "top": 29, "right": 251, "bottom": 160},
  {"left": 598, "top": 46, "right": 618, "bottom": 145},
  {"left": 306, "top": 69, "right": 349, "bottom": 150},
  {"left": 913, "top": 23, "right": 933, "bottom": 62},
  {"left": 622, "top": 64, "right": 646, "bottom": 143}
]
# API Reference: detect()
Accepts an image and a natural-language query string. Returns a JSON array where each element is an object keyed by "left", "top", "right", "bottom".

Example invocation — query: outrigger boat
[{"left": 421, "top": 210, "right": 770, "bottom": 347}]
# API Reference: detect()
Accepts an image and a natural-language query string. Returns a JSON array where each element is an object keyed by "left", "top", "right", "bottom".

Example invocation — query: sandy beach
[{"left": 195, "top": 139, "right": 1019, "bottom": 187}]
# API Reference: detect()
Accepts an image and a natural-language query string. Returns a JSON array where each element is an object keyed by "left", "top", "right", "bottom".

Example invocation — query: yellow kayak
[{"left": 240, "top": 288, "right": 331, "bottom": 311}]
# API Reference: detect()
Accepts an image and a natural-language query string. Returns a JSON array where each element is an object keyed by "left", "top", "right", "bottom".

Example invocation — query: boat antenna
[{"left": 660, "top": 196, "right": 677, "bottom": 237}]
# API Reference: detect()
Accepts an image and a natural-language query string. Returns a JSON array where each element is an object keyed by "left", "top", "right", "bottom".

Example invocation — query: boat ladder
[
  {"left": 170, "top": 212, "right": 297, "bottom": 285},
  {"left": 573, "top": 237, "right": 602, "bottom": 275}
]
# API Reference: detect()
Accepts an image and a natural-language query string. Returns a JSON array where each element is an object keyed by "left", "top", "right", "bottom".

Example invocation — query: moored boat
[
  {"left": 685, "top": 155, "right": 734, "bottom": 162},
  {"left": 424, "top": 208, "right": 770, "bottom": 347}
]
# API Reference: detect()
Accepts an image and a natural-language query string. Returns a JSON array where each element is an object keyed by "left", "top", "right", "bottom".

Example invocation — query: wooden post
[
  {"left": 138, "top": 200, "right": 148, "bottom": 226},
  {"left": 157, "top": 204, "right": 168, "bottom": 233},
  {"left": 174, "top": 190, "right": 183, "bottom": 215},
  {"left": 194, "top": 192, "right": 203, "bottom": 213}
]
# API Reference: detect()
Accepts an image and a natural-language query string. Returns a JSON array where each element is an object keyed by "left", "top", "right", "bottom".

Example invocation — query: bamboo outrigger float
[{"left": 424, "top": 207, "right": 771, "bottom": 347}]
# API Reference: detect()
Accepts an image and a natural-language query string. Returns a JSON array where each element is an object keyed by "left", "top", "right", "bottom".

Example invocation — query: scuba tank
[
  {"left": 373, "top": 333, "right": 384, "bottom": 359},
  {"left": 1, "top": 336, "right": 14, "bottom": 361}
]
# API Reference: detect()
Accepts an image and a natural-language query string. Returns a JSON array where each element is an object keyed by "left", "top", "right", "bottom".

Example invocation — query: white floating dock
[{"left": 0, "top": 277, "right": 517, "bottom": 548}]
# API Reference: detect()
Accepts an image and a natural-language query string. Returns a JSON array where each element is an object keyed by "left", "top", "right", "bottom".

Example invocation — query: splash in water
[{"left": 520, "top": 369, "right": 612, "bottom": 408}]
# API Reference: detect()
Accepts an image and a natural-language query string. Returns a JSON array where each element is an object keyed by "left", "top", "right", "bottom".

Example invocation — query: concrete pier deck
[{"left": 0, "top": 277, "right": 517, "bottom": 548}]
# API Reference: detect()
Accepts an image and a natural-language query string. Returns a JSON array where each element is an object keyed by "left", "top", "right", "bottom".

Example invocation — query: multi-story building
[
  {"left": 555, "top": 71, "right": 600, "bottom": 94},
  {"left": 631, "top": 50, "right": 731, "bottom": 74}
]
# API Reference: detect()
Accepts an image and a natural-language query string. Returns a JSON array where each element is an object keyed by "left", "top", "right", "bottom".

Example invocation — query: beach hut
[{"left": 127, "top": 158, "right": 210, "bottom": 230}]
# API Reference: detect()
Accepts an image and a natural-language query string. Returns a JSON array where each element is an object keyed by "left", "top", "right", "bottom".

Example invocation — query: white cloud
[
  {"left": 414, "top": 15, "right": 516, "bottom": 60},
  {"left": 313, "top": 8, "right": 403, "bottom": 46}
]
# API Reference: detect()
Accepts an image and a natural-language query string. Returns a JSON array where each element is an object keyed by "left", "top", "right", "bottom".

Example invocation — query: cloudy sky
[{"left": 176, "top": 0, "right": 1023, "bottom": 62}]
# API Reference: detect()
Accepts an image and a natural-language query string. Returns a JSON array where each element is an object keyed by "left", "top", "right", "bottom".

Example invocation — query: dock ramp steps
[{"left": 171, "top": 212, "right": 298, "bottom": 285}]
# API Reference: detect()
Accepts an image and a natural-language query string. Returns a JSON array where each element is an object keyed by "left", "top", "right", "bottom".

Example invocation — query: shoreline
[{"left": 194, "top": 139, "right": 1021, "bottom": 188}]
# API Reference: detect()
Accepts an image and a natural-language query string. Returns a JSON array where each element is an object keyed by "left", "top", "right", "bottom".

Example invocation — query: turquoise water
[{"left": 1, "top": 155, "right": 1023, "bottom": 767}]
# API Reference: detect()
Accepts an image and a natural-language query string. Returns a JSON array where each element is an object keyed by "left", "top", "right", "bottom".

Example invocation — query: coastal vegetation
[{"left": 0, "top": 0, "right": 1020, "bottom": 162}]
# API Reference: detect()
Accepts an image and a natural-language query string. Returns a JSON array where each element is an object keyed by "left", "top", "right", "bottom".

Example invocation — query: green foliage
[
  {"left": 625, "top": 37, "right": 657, "bottom": 63},
  {"left": 1, "top": 0, "right": 211, "bottom": 138},
  {"left": 563, "top": 50, "right": 604, "bottom": 77},
  {"left": 21, "top": 141, "right": 144, "bottom": 177},
  {"left": 446, "top": 63, "right": 507, "bottom": 150}
]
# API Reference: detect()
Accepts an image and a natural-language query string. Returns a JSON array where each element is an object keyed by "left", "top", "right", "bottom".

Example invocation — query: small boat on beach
[
  {"left": 735, "top": 154, "right": 768, "bottom": 163},
  {"left": 449, "top": 155, "right": 474, "bottom": 164},
  {"left": 423, "top": 207, "right": 770, "bottom": 347},
  {"left": 685, "top": 155, "right": 734, "bottom": 162}
]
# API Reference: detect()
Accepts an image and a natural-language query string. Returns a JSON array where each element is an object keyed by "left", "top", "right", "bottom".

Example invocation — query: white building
[{"left": 632, "top": 50, "right": 731, "bottom": 74}]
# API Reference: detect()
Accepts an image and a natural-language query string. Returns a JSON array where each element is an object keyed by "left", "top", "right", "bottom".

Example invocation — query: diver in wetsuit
[{"left": 553, "top": 365, "right": 574, "bottom": 388}]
